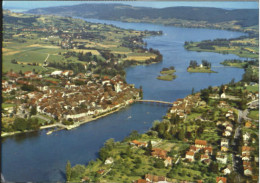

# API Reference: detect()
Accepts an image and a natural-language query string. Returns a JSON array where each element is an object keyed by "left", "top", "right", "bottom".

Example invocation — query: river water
[{"left": 2, "top": 19, "right": 246, "bottom": 182}]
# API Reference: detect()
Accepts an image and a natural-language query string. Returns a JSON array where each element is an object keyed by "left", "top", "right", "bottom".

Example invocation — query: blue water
[{"left": 2, "top": 19, "right": 246, "bottom": 182}]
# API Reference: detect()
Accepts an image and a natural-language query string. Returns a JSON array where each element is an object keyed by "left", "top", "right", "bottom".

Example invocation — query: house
[
  {"left": 204, "top": 146, "right": 213, "bottom": 155},
  {"left": 216, "top": 177, "right": 227, "bottom": 183},
  {"left": 185, "top": 151, "right": 195, "bottom": 162},
  {"left": 189, "top": 145, "right": 199, "bottom": 152},
  {"left": 242, "top": 154, "right": 251, "bottom": 161},
  {"left": 244, "top": 167, "right": 253, "bottom": 176},
  {"left": 62, "top": 70, "right": 74, "bottom": 76},
  {"left": 97, "top": 169, "right": 105, "bottom": 175},
  {"left": 243, "top": 132, "right": 250, "bottom": 141},
  {"left": 200, "top": 154, "right": 209, "bottom": 161},
  {"left": 245, "top": 121, "right": 252, "bottom": 128},
  {"left": 220, "top": 93, "right": 226, "bottom": 99},
  {"left": 195, "top": 139, "right": 207, "bottom": 149},
  {"left": 145, "top": 174, "right": 166, "bottom": 183},
  {"left": 24, "top": 71, "right": 34, "bottom": 77},
  {"left": 223, "top": 166, "right": 232, "bottom": 175},
  {"left": 104, "top": 157, "right": 114, "bottom": 165},
  {"left": 221, "top": 138, "right": 229, "bottom": 146},
  {"left": 223, "top": 130, "right": 232, "bottom": 137},
  {"left": 130, "top": 140, "right": 147, "bottom": 148},
  {"left": 2, "top": 80, "right": 8, "bottom": 88},
  {"left": 242, "top": 146, "right": 251, "bottom": 155},
  {"left": 51, "top": 70, "right": 62, "bottom": 76},
  {"left": 151, "top": 148, "right": 167, "bottom": 159},
  {"left": 135, "top": 179, "right": 148, "bottom": 183},
  {"left": 221, "top": 146, "right": 229, "bottom": 152},
  {"left": 164, "top": 157, "right": 172, "bottom": 167},
  {"left": 216, "top": 152, "right": 227, "bottom": 164},
  {"left": 226, "top": 124, "right": 233, "bottom": 131},
  {"left": 219, "top": 101, "right": 227, "bottom": 108}
]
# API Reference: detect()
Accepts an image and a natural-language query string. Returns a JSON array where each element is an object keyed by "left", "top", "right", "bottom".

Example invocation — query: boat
[
  {"left": 46, "top": 131, "right": 53, "bottom": 135},
  {"left": 127, "top": 116, "right": 132, "bottom": 119}
]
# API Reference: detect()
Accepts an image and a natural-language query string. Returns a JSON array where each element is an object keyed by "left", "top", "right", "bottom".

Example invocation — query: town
[{"left": 2, "top": 70, "right": 141, "bottom": 134}]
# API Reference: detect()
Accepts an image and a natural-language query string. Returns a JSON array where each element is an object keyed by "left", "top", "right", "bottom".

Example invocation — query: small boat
[
  {"left": 127, "top": 116, "right": 132, "bottom": 119},
  {"left": 46, "top": 131, "right": 53, "bottom": 135}
]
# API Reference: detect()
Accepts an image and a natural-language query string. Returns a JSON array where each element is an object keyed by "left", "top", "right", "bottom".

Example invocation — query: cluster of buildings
[
  {"left": 130, "top": 140, "right": 173, "bottom": 167},
  {"left": 185, "top": 139, "right": 212, "bottom": 164},
  {"left": 2, "top": 71, "right": 140, "bottom": 123},
  {"left": 168, "top": 93, "right": 204, "bottom": 119}
]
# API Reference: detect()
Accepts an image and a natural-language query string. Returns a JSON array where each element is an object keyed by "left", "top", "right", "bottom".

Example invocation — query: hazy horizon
[{"left": 3, "top": 1, "right": 259, "bottom": 12}]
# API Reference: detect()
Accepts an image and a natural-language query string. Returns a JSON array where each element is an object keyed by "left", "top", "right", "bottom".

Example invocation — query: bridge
[{"left": 135, "top": 100, "right": 173, "bottom": 106}]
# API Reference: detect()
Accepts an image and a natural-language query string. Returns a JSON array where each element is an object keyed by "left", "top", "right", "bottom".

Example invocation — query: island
[
  {"left": 157, "top": 66, "right": 176, "bottom": 81},
  {"left": 187, "top": 60, "right": 217, "bottom": 73}
]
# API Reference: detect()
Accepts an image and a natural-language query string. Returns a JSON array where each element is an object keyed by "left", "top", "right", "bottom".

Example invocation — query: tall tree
[
  {"left": 66, "top": 160, "right": 71, "bottom": 181},
  {"left": 146, "top": 140, "right": 153, "bottom": 155}
]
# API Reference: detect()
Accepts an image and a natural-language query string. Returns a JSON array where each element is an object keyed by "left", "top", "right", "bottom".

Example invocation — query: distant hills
[{"left": 27, "top": 4, "right": 258, "bottom": 27}]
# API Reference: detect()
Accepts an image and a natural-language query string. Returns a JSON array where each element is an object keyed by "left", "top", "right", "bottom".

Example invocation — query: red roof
[
  {"left": 186, "top": 151, "right": 195, "bottom": 156},
  {"left": 195, "top": 139, "right": 207, "bottom": 146},
  {"left": 151, "top": 148, "right": 167, "bottom": 159},
  {"left": 216, "top": 177, "right": 227, "bottom": 183},
  {"left": 135, "top": 179, "right": 147, "bottom": 183},
  {"left": 242, "top": 146, "right": 251, "bottom": 152}
]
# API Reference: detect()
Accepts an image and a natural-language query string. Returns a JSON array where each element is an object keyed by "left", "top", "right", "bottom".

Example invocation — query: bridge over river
[{"left": 135, "top": 100, "right": 173, "bottom": 106}]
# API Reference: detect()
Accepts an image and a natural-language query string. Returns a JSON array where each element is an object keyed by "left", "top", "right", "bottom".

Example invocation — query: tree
[
  {"left": 99, "top": 147, "right": 109, "bottom": 162},
  {"left": 13, "top": 118, "right": 28, "bottom": 131},
  {"left": 178, "top": 128, "right": 185, "bottom": 141},
  {"left": 146, "top": 140, "right": 153, "bottom": 155},
  {"left": 129, "top": 130, "right": 140, "bottom": 140},
  {"left": 30, "top": 105, "right": 37, "bottom": 116},
  {"left": 154, "top": 159, "right": 165, "bottom": 169},
  {"left": 200, "top": 89, "right": 210, "bottom": 103},
  {"left": 71, "top": 164, "right": 86, "bottom": 180},
  {"left": 208, "top": 161, "right": 218, "bottom": 173},
  {"left": 66, "top": 160, "right": 72, "bottom": 181},
  {"left": 105, "top": 138, "right": 115, "bottom": 151},
  {"left": 139, "top": 85, "right": 143, "bottom": 99},
  {"left": 191, "top": 87, "right": 195, "bottom": 95}
]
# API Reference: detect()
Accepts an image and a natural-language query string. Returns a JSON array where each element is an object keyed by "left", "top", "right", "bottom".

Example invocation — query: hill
[{"left": 27, "top": 4, "right": 258, "bottom": 27}]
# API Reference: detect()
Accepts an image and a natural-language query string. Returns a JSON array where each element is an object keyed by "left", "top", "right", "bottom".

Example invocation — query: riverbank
[{"left": 1, "top": 99, "right": 137, "bottom": 137}]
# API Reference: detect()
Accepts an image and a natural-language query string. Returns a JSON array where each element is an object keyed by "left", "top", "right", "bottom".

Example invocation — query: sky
[{"left": 3, "top": 1, "right": 259, "bottom": 11}]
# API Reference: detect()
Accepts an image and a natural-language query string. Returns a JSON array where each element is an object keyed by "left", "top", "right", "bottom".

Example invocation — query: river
[{"left": 2, "top": 18, "right": 246, "bottom": 182}]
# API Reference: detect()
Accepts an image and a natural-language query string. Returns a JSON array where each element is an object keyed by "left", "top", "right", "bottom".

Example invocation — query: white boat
[
  {"left": 46, "top": 131, "right": 53, "bottom": 135},
  {"left": 127, "top": 116, "right": 132, "bottom": 119}
]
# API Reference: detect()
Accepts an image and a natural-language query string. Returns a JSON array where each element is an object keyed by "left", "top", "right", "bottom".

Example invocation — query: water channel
[{"left": 2, "top": 18, "right": 246, "bottom": 182}]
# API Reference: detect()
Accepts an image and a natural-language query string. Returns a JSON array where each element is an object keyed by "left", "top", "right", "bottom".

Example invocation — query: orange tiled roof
[
  {"left": 216, "top": 177, "right": 227, "bottom": 183},
  {"left": 195, "top": 139, "right": 207, "bottom": 146}
]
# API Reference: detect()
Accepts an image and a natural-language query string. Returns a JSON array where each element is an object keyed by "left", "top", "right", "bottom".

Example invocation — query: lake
[{"left": 2, "top": 18, "right": 246, "bottom": 182}]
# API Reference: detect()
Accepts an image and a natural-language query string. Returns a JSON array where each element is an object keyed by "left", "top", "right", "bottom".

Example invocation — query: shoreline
[{"left": 1, "top": 101, "right": 135, "bottom": 138}]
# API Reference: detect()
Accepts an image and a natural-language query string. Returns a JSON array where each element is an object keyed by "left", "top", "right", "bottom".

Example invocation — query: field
[
  {"left": 186, "top": 40, "right": 259, "bottom": 59},
  {"left": 248, "top": 110, "right": 259, "bottom": 120}
]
